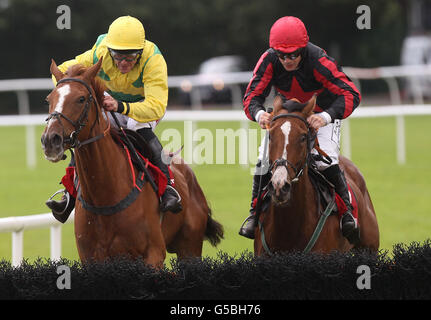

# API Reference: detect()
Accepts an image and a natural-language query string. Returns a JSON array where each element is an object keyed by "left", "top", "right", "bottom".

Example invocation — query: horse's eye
[
  {"left": 300, "top": 134, "right": 307, "bottom": 143},
  {"left": 79, "top": 96, "right": 86, "bottom": 103}
]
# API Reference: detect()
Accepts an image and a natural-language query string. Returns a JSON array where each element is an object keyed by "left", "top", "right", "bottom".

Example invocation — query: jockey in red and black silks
[
  {"left": 239, "top": 16, "right": 361, "bottom": 245},
  {"left": 243, "top": 44, "right": 360, "bottom": 125}
]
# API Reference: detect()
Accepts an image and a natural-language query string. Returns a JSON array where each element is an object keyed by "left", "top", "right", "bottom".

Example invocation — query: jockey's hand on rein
[
  {"left": 258, "top": 112, "right": 272, "bottom": 129},
  {"left": 307, "top": 113, "right": 328, "bottom": 131},
  {"left": 103, "top": 95, "right": 118, "bottom": 112}
]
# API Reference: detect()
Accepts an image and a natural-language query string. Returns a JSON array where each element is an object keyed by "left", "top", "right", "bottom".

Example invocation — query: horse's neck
[
  {"left": 74, "top": 116, "right": 134, "bottom": 205},
  {"left": 272, "top": 170, "right": 318, "bottom": 233}
]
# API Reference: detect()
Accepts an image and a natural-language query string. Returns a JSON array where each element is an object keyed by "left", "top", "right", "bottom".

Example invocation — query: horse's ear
[
  {"left": 303, "top": 94, "right": 317, "bottom": 117},
  {"left": 273, "top": 95, "right": 283, "bottom": 114},
  {"left": 83, "top": 57, "right": 103, "bottom": 82},
  {"left": 50, "top": 59, "right": 64, "bottom": 82}
]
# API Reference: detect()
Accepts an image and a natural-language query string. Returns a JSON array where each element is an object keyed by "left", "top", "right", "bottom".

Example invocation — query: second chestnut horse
[{"left": 255, "top": 96, "right": 379, "bottom": 255}]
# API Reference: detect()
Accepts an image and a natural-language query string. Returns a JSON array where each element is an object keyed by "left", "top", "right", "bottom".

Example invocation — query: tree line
[{"left": 0, "top": 0, "right": 406, "bottom": 113}]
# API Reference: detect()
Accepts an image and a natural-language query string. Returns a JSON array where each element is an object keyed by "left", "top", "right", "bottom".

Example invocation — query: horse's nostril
[
  {"left": 282, "top": 183, "right": 291, "bottom": 194},
  {"left": 51, "top": 133, "right": 63, "bottom": 147}
]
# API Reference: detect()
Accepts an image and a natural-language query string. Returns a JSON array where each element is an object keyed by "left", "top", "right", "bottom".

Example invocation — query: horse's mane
[
  {"left": 65, "top": 64, "right": 106, "bottom": 107},
  {"left": 273, "top": 94, "right": 316, "bottom": 118},
  {"left": 282, "top": 99, "right": 308, "bottom": 113}
]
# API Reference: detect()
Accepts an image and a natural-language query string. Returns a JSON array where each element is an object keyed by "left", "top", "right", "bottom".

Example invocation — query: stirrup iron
[{"left": 47, "top": 189, "right": 70, "bottom": 214}]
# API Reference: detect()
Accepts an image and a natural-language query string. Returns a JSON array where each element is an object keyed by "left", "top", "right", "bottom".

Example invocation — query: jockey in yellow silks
[
  {"left": 54, "top": 26, "right": 167, "bottom": 123},
  {"left": 46, "top": 16, "right": 182, "bottom": 222}
]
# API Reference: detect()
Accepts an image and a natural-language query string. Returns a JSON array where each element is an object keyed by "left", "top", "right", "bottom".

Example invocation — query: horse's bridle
[
  {"left": 269, "top": 113, "right": 316, "bottom": 183},
  {"left": 46, "top": 77, "right": 106, "bottom": 148}
]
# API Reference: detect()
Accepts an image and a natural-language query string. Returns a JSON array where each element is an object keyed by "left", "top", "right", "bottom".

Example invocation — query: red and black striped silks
[{"left": 243, "top": 42, "right": 361, "bottom": 122}]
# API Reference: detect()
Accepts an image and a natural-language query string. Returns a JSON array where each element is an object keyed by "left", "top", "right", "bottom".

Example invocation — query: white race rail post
[
  {"left": 50, "top": 224, "right": 62, "bottom": 262},
  {"left": 16, "top": 90, "right": 36, "bottom": 169},
  {"left": 11, "top": 230, "right": 24, "bottom": 267},
  {"left": 396, "top": 115, "right": 406, "bottom": 164}
]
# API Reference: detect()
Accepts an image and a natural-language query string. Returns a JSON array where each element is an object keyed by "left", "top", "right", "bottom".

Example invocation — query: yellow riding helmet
[{"left": 105, "top": 16, "right": 145, "bottom": 50}]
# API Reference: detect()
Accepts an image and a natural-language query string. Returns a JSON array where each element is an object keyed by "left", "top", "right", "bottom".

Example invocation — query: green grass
[
  {"left": 0, "top": 116, "right": 430, "bottom": 263},
  {"left": 348, "top": 116, "right": 431, "bottom": 249}
]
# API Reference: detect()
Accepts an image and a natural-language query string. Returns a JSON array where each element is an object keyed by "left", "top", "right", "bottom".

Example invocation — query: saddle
[
  {"left": 308, "top": 163, "right": 338, "bottom": 215},
  {"left": 112, "top": 128, "right": 152, "bottom": 167},
  {"left": 111, "top": 128, "right": 172, "bottom": 196},
  {"left": 308, "top": 158, "right": 358, "bottom": 220}
]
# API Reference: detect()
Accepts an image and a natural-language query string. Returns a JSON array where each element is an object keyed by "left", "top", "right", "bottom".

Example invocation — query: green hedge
[{"left": 1, "top": 241, "right": 430, "bottom": 300}]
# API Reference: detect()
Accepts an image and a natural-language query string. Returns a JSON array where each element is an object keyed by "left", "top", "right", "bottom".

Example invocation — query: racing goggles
[
  {"left": 109, "top": 49, "right": 142, "bottom": 62},
  {"left": 274, "top": 48, "right": 303, "bottom": 61}
]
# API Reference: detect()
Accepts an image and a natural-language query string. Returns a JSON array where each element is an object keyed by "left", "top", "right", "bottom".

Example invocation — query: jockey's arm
[
  {"left": 243, "top": 52, "right": 275, "bottom": 123},
  {"left": 116, "top": 54, "right": 168, "bottom": 123},
  {"left": 313, "top": 56, "right": 361, "bottom": 120},
  {"left": 51, "top": 48, "right": 94, "bottom": 85}
]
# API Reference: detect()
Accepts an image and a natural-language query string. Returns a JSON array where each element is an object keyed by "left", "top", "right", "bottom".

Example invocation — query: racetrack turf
[{"left": 0, "top": 115, "right": 430, "bottom": 262}]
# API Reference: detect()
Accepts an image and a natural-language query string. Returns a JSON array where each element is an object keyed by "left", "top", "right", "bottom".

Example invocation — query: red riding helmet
[{"left": 269, "top": 16, "right": 309, "bottom": 53}]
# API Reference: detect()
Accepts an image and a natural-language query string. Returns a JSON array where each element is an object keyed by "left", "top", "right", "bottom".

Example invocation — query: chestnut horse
[
  {"left": 254, "top": 96, "right": 379, "bottom": 255},
  {"left": 41, "top": 59, "right": 223, "bottom": 267}
]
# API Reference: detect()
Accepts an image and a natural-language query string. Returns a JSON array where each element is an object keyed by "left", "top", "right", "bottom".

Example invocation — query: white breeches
[
  {"left": 311, "top": 119, "right": 341, "bottom": 170},
  {"left": 106, "top": 112, "right": 159, "bottom": 131}
]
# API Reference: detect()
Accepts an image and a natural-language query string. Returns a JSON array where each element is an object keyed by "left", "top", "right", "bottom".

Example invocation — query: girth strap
[{"left": 77, "top": 172, "right": 146, "bottom": 215}]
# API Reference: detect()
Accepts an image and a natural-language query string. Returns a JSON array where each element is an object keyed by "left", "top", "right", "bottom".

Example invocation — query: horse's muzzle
[
  {"left": 268, "top": 181, "right": 291, "bottom": 206},
  {"left": 41, "top": 132, "right": 64, "bottom": 162}
]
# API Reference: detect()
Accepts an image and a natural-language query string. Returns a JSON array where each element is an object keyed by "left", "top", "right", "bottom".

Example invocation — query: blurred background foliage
[
  {"left": 0, "top": 0, "right": 407, "bottom": 77},
  {"left": 0, "top": 0, "right": 408, "bottom": 113}
]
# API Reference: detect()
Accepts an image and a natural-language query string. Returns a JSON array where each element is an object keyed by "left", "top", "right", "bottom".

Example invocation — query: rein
[{"left": 46, "top": 78, "right": 110, "bottom": 148}]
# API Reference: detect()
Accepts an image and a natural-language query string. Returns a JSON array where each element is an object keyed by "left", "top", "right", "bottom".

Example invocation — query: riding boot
[
  {"left": 322, "top": 165, "right": 360, "bottom": 245},
  {"left": 46, "top": 190, "right": 76, "bottom": 223},
  {"left": 239, "top": 161, "right": 271, "bottom": 239},
  {"left": 137, "top": 128, "right": 182, "bottom": 213},
  {"left": 46, "top": 153, "right": 76, "bottom": 223}
]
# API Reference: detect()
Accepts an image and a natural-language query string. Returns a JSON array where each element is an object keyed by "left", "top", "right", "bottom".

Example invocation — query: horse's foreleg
[
  {"left": 145, "top": 247, "right": 166, "bottom": 269},
  {"left": 175, "top": 237, "right": 203, "bottom": 260},
  {"left": 142, "top": 226, "right": 167, "bottom": 269}
]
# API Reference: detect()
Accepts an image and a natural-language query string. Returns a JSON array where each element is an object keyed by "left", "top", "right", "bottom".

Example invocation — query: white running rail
[{"left": 0, "top": 211, "right": 74, "bottom": 267}]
